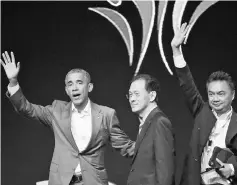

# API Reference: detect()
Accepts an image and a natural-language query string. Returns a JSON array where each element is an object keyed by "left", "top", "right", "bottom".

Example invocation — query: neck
[
  {"left": 74, "top": 98, "right": 89, "bottom": 112},
  {"left": 215, "top": 106, "right": 231, "bottom": 117},
  {"left": 139, "top": 103, "right": 157, "bottom": 118}
]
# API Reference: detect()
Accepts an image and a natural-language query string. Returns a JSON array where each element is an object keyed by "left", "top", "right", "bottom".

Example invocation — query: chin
[
  {"left": 73, "top": 99, "right": 83, "bottom": 106},
  {"left": 213, "top": 107, "right": 225, "bottom": 113},
  {"left": 131, "top": 108, "right": 140, "bottom": 114}
]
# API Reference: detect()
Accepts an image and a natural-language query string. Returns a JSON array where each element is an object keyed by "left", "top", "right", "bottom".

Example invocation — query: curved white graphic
[
  {"left": 89, "top": 1, "right": 221, "bottom": 76},
  {"left": 89, "top": 7, "right": 134, "bottom": 66},
  {"left": 107, "top": 0, "right": 122, "bottom": 7},
  {"left": 184, "top": 0, "right": 219, "bottom": 44},
  {"left": 172, "top": 0, "right": 188, "bottom": 58},
  {"left": 157, "top": 0, "right": 172, "bottom": 75},
  {"left": 132, "top": 0, "right": 155, "bottom": 76},
  {"left": 172, "top": 0, "right": 188, "bottom": 34}
]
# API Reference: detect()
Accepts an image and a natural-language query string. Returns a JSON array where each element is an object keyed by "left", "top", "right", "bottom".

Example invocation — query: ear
[
  {"left": 88, "top": 83, "right": 94, "bottom": 93},
  {"left": 149, "top": 91, "right": 157, "bottom": 102},
  {"left": 232, "top": 90, "right": 235, "bottom": 101}
]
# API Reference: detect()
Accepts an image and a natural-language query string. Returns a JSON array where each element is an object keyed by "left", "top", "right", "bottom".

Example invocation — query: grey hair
[{"left": 65, "top": 68, "right": 91, "bottom": 85}]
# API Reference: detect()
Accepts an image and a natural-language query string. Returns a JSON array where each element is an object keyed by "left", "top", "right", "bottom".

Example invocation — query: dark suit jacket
[
  {"left": 8, "top": 88, "right": 135, "bottom": 185},
  {"left": 176, "top": 66, "right": 237, "bottom": 185},
  {"left": 127, "top": 107, "right": 175, "bottom": 185}
]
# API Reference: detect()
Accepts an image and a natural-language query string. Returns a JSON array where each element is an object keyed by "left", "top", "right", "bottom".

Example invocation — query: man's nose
[
  {"left": 72, "top": 84, "right": 79, "bottom": 91},
  {"left": 213, "top": 95, "right": 220, "bottom": 101},
  {"left": 129, "top": 95, "right": 136, "bottom": 102}
]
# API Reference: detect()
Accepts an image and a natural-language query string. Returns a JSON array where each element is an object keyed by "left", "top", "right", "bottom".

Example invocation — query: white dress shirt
[
  {"left": 201, "top": 108, "right": 232, "bottom": 173},
  {"left": 173, "top": 54, "right": 187, "bottom": 68},
  {"left": 8, "top": 84, "right": 93, "bottom": 175},
  {"left": 8, "top": 83, "right": 20, "bottom": 95},
  {"left": 71, "top": 99, "right": 92, "bottom": 174}
]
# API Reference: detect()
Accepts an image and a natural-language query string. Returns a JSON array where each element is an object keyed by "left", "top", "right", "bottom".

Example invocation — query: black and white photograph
[{"left": 1, "top": 1, "right": 237, "bottom": 185}]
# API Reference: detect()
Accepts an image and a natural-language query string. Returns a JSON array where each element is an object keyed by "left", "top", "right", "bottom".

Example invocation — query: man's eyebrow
[
  {"left": 76, "top": 80, "right": 83, "bottom": 83},
  {"left": 129, "top": 91, "right": 139, "bottom": 93},
  {"left": 208, "top": 90, "right": 225, "bottom": 93}
]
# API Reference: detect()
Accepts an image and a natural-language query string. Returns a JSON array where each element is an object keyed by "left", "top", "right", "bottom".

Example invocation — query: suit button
[
  {"left": 197, "top": 128, "right": 200, "bottom": 130},
  {"left": 130, "top": 169, "right": 134, "bottom": 172},
  {"left": 194, "top": 158, "right": 198, "bottom": 162}
]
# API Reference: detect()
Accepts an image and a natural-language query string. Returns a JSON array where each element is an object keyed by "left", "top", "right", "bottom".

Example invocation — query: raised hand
[
  {"left": 171, "top": 23, "right": 189, "bottom": 49},
  {"left": 1, "top": 51, "right": 20, "bottom": 82}
]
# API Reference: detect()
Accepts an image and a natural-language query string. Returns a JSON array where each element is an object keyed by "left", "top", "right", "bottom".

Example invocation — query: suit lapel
[
  {"left": 226, "top": 112, "right": 237, "bottom": 146},
  {"left": 61, "top": 101, "right": 79, "bottom": 152},
  {"left": 132, "top": 108, "right": 160, "bottom": 164},
  {"left": 80, "top": 102, "right": 102, "bottom": 154},
  {"left": 199, "top": 106, "right": 216, "bottom": 155}
]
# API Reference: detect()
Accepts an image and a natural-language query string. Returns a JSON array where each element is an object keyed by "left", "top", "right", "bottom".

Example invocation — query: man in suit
[
  {"left": 171, "top": 23, "right": 237, "bottom": 185},
  {"left": 1, "top": 51, "right": 135, "bottom": 185},
  {"left": 126, "top": 74, "right": 175, "bottom": 185}
]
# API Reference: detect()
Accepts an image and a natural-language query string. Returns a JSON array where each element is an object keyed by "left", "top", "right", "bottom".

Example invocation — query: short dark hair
[
  {"left": 130, "top": 74, "right": 160, "bottom": 103},
  {"left": 65, "top": 68, "right": 91, "bottom": 85},
  {"left": 206, "top": 71, "right": 235, "bottom": 91}
]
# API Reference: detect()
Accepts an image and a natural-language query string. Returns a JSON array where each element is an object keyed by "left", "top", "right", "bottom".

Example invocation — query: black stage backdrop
[{"left": 1, "top": 1, "right": 237, "bottom": 185}]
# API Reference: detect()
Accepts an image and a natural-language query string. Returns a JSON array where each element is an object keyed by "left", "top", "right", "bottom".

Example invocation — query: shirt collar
[
  {"left": 212, "top": 106, "right": 233, "bottom": 120},
  {"left": 72, "top": 99, "right": 91, "bottom": 116}
]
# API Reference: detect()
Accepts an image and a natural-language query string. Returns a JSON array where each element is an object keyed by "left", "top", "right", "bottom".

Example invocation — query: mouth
[
  {"left": 212, "top": 103, "right": 222, "bottom": 107},
  {"left": 72, "top": 93, "right": 81, "bottom": 99},
  {"left": 131, "top": 104, "right": 137, "bottom": 108}
]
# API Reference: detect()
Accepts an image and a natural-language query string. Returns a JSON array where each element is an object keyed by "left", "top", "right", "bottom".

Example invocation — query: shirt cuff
[
  {"left": 173, "top": 54, "right": 187, "bottom": 68},
  {"left": 7, "top": 83, "right": 20, "bottom": 96},
  {"left": 229, "top": 164, "right": 235, "bottom": 176}
]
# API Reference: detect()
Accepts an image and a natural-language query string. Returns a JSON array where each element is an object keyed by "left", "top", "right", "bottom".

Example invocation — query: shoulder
[
  {"left": 231, "top": 110, "right": 237, "bottom": 120},
  {"left": 151, "top": 112, "right": 174, "bottom": 141},
  {"left": 232, "top": 110, "right": 237, "bottom": 116},
  {"left": 52, "top": 99, "right": 68, "bottom": 106},
  {"left": 50, "top": 99, "right": 70, "bottom": 111},
  {"left": 91, "top": 102, "right": 115, "bottom": 115},
  {"left": 152, "top": 111, "right": 172, "bottom": 131},
  {"left": 153, "top": 111, "right": 171, "bottom": 124},
  {"left": 197, "top": 102, "right": 212, "bottom": 115}
]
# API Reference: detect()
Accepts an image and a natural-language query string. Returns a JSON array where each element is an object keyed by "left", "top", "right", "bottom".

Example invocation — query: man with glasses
[{"left": 126, "top": 74, "right": 175, "bottom": 185}]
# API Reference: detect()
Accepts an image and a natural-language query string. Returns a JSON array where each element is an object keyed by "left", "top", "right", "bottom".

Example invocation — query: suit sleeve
[
  {"left": 109, "top": 110, "right": 135, "bottom": 158},
  {"left": 154, "top": 117, "right": 175, "bottom": 185},
  {"left": 227, "top": 137, "right": 237, "bottom": 182},
  {"left": 7, "top": 87, "right": 54, "bottom": 127},
  {"left": 232, "top": 158, "right": 237, "bottom": 183},
  {"left": 175, "top": 65, "right": 205, "bottom": 118}
]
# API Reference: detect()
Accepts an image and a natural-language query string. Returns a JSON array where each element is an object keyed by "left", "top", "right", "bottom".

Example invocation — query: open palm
[
  {"left": 171, "top": 23, "right": 189, "bottom": 48},
  {"left": 1, "top": 51, "right": 20, "bottom": 80}
]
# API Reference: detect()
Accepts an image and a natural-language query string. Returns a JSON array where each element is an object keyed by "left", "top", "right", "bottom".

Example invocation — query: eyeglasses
[{"left": 126, "top": 92, "right": 140, "bottom": 99}]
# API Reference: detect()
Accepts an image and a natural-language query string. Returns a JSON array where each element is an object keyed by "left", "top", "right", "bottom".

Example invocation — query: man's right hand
[{"left": 1, "top": 51, "right": 20, "bottom": 86}]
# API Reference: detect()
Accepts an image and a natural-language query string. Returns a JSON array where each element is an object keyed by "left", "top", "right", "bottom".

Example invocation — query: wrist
[
  {"left": 172, "top": 46, "right": 182, "bottom": 57},
  {"left": 9, "top": 78, "right": 18, "bottom": 87}
]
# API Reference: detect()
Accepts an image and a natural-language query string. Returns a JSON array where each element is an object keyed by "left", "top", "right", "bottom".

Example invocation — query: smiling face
[
  {"left": 65, "top": 71, "right": 93, "bottom": 110},
  {"left": 128, "top": 79, "right": 152, "bottom": 117},
  {"left": 207, "top": 80, "right": 234, "bottom": 115}
]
